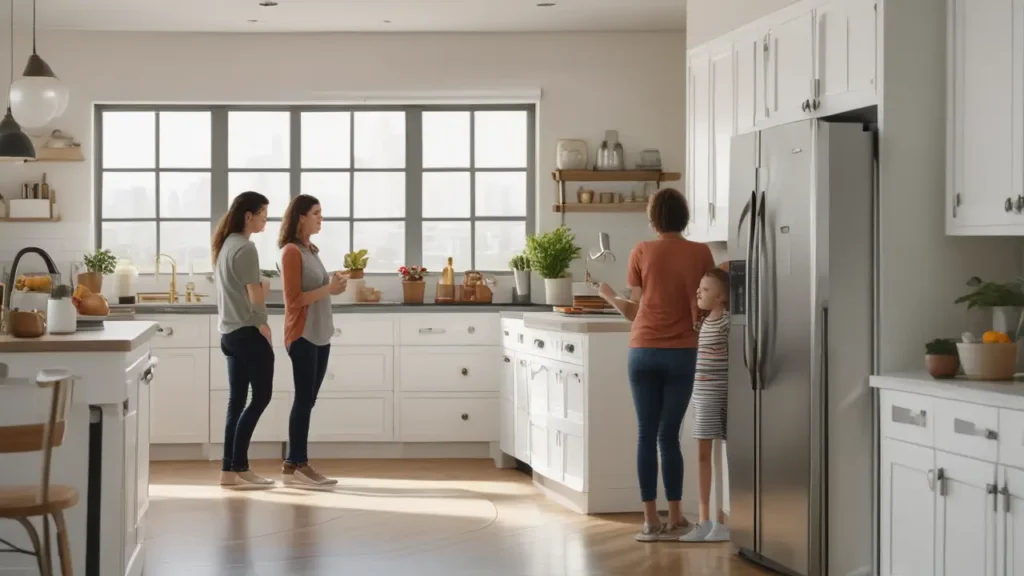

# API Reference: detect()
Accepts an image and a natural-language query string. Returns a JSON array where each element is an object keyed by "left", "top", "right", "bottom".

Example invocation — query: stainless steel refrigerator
[{"left": 726, "top": 120, "right": 876, "bottom": 576}]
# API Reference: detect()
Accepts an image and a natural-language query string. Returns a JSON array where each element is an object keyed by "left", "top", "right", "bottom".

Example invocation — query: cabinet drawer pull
[
  {"left": 418, "top": 327, "right": 446, "bottom": 334},
  {"left": 953, "top": 418, "right": 997, "bottom": 440},
  {"left": 989, "top": 484, "right": 999, "bottom": 511},
  {"left": 891, "top": 405, "right": 926, "bottom": 427},
  {"left": 503, "top": 330, "right": 509, "bottom": 336},
  {"left": 534, "top": 339, "right": 545, "bottom": 349},
  {"left": 936, "top": 468, "right": 947, "bottom": 496},
  {"left": 156, "top": 325, "right": 174, "bottom": 336},
  {"left": 503, "top": 356, "right": 510, "bottom": 363},
  {"left": 467, "top": 326, "right": 476, "bottom": 334},
  {"left": 519, "top": 359, "right": 527, "bottom": 367},
  {"left": 1001, "top": 485, "right": 1011, "bottom": 513},
  {"left": 564, "top": 343, "right": 575, "bottom": 354},
  {"left": 461, "top": 368, "right": 469, "bottom": 376},
  {"left": 461, "top": 413, "right": 469, "bottom": 421}
]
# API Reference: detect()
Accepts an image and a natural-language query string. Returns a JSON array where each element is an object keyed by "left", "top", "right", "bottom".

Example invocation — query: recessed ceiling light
[
  {"left": 259, "top": 0, "right": 278, "bottom": 6},
  {"left": 537, "top": 2, "right": 556, "bottom": 6}
]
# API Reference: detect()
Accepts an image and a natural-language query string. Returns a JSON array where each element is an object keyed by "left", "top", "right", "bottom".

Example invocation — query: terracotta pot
[
  {"left": 403, "top": 280, "right": 426, "bottom": 304},
  {"left": 347, "top": 269, "right": 364, "bottom": 280},
  {"left": 925, "top": 354, "right": 959, "bottom": 379},
  {"left": 77, "top": 271, "right": 103, "bottom": 293}
]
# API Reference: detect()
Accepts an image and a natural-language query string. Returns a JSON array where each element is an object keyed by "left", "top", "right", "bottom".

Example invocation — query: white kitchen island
[{"left": 0, "top": 321, "right": 158, "bottom": 576}]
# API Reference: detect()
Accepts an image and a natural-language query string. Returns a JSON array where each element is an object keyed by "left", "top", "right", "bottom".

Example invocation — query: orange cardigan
[{"left": 280, "top": 243, "right": 311, "bottom": 348}]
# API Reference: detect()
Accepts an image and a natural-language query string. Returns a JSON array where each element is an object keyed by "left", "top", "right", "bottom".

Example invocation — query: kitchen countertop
[
  {"left": 870, "top": 371, "right": 1024, "bottom": 411},
  {"left": 0, "top": 320, "right": 158, "bottom": 353},
  {"left": 112, "top": 302, "right": 550, "bottom": 316},
  {"left": 516, "top": 312, "right": 631, "bottom": 334}
]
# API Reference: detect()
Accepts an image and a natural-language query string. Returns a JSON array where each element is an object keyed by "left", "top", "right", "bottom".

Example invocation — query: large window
[{"left": 95, "top": 105, "right": 535, "bottom": 273}]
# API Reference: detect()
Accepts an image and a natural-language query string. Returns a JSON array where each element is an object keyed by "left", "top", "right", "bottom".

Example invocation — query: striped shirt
[{"left": 692, "top": 311, "right": 730, "bottom": 440}]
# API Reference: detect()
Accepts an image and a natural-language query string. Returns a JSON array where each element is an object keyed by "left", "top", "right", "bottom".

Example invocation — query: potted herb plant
[
  {"left": 80, "top": 248, "right": 117, "bottom": 293},
  {"left": 954, "top": 276, "right": 1024, "bottom": 336},
  {"left": 526, "top": 226, "right": 582, "bottom": 305},
  {"left": 344, "top": 249, "right": 369, "bottom": 279},
  {"left": 925, "top": 338, "right": 959, "bottom": 379},
  {"left": 509, "top": 252, "right": 531, "bottom": 297},
  {"left": 399, "top": 265, "right": 428, "bottom": 304}
]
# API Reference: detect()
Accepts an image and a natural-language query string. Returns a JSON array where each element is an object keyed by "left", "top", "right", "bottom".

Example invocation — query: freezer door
[
  {"left": 757, "top": 120, "right": 813, "bottom": 576},
  {"left": 726, "top": 130, "right": 758, "bottom": 554}
]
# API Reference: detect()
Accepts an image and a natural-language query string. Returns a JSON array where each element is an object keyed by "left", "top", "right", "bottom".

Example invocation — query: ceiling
[{"left": 33, "top": 0, "right": 686, "bottom": 33}]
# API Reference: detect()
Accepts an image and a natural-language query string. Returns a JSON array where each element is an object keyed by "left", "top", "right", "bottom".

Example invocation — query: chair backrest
[{"left": 0, "top": 368, "right": 74, "bottom": 504}]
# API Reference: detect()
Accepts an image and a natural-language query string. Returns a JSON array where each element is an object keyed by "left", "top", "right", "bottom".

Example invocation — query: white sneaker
[
  {"left": 680, "top": 522, "right": 713, "bottom": 542},
  {"left": 219, "top": 471, "right": 238, "bottom": 486},
  {"left": 283, "top": 464, "right": 339, "bottom": 488},
  {"left": 634, "top": 523, "right": 664, "bottom": 543},
  {"left": 234, "top": 470, "right": 275, "bottom": 487},
  {"left": 704, "top": 522, "right": 731, "bottom": 542}
]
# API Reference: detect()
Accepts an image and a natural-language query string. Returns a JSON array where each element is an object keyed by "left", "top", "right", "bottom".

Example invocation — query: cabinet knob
[
  {"left": 1016, "top": 196, "right": 1024, "bottom": 213},
  {"left": 156, "top": 325, "right": 174, "bottom": 336},
  {"left": 503, "top": 356, "right": 510, "bottom": 363},
  {"left": 812, "top": 98, "right": 820, "bottom": 111},
  {"left": 461, "top": 413, "right": 469, "bottom": 421},
  {"left": 534, "top": 339, "right": 545, "bottom": 349},
  {"left": 503, "top": 330, "right": 509, "bottom": 336},
  {"left": 461, "top": 368, "right": 469, "bottom": 376},
  {"left": 801, "top": 99, "right": 810, "bottom": 112},
  {"left": 1007, "top": 198, "right": 1015, "bottom": 213},
  {"left": 564, "top": 343, "right": 575, "bottom": 354}
]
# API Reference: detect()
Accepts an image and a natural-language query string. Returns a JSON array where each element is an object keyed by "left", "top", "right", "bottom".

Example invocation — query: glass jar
[{"left": 113, "top": 258, "right": 139, "bottom": 303}]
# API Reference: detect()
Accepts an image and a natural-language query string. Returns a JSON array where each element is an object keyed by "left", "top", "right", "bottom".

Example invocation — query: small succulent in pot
[{"left": 925, "top": 338, "right": 960, "bottom": 379}]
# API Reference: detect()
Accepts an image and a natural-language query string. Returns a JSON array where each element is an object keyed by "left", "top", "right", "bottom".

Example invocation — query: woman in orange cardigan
[{"left": 278, "top": 194, "right": 347, "bottom": 487}]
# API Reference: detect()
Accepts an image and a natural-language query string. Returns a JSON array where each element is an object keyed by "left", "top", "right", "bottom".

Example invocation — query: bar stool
[{"left": 0, "top": 368, "right": 77, "bottom": 576}]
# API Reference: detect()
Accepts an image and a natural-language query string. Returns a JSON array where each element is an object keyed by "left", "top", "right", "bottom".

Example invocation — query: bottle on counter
[{"left": 441, "top": 257, "right": 455, "bottom": 285}]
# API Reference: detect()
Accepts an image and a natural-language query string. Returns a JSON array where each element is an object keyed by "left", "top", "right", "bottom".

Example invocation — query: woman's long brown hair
[
  {"left": 211, "top": 191, "right": 269, "bottom": 265},
  {"left": 278, "top": 194, "right": 321, "bottom": 253}
]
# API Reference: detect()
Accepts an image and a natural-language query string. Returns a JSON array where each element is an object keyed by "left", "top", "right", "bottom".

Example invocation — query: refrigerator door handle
[
  {"left": 740, "top": 190, "right": 758, "bottom": 388},
  {"left": 755, "top": 190, "right": 768, "bottom": 389}
]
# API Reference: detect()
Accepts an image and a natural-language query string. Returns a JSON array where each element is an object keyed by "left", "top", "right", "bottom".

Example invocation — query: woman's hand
[
  {"left": 329, "top": 271, "right": 347, "bottom": 295},
  {"left": 258, "top": 323, "right": 272, "bottom": 346},
  {"left": 598, "top": 282, "right": 617, "bottom": 303}
]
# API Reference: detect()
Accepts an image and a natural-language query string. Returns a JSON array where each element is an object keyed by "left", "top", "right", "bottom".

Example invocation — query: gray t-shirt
[
  {"left": 215, "top": 233, "right": 268, "bottom": 334},
  {"left": 289, "top": 243, "right": 335, "bottom": 347}
]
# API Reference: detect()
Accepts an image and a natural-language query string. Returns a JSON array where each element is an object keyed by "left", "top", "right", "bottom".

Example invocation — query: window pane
[
  {"left": 103, "top": 111, "right": 155, "bottom": 169},
  {"left": 228, "top": 172, "right": 290, "bottom": 214},
  {"left": 102, "top": 222, "right": 156, "bottom": 272},
  {"left": 301, "top": 112, "right": 351, "bottom": 169},
  {"left": 315, "top": 221, "right": 351, "bottom": 271},
  {"left": 474, "top": 111, "right": 527, "bottom": 168},
  {"left": 423, "top": 111, "right": 469, "bottom": 168},
  {"left": 160, "top": 111, "right": 211, "bottom": 168},
  {"left": 159, "top": 222, "right": 212, "bottom": 274},
  {"left": 353, "top": 172, "right": 405, "bottom": 218},
  {"left": 423, "top": 172, "right": 469, "bottom": 218},
  {"left": 353, "top": 221, "right": 404, "bottom": 273},
  {"left": 354, "top": 111, "right": 405, "bottom": 168},
  {"left": 102, "top": 172, "right": 155, "bottom": 218},
  {"left": 249, "top": 220, "right": 282, "bottom": 271},
  {"left": 228, "top": 111, "right": 290, "bottom": 169},
  {"left": 423, "top": 221, "right": 471, "bottom": 272},
  {"left": 300, "top": 172, "right": 350, "bottom": 218},
  {"left": 160, "top": 172, "right": 211, "bottom": 218},
  {"left": 475, "top": 221, "right": 526, "bottom": 271},
  {"left": 475, "top": 171, "right": 527, "bottom": 217}
]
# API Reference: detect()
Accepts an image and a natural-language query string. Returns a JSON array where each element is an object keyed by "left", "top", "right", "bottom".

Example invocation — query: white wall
[
  {"left": 686, "top": 0, "right": 801, "bottom": 47},
  {"left": 0, "top": 30, "right": 686, "bottom": 300}
]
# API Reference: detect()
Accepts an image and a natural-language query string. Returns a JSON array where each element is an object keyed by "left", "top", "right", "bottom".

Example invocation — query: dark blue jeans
[
  {"left": 220, "top": 326, "right": 274, "bottom": 472},
  {"left": 627, "top": 347, "right": 698, "bottom": 502},
  {"left": 286, "top": 337, "right": 331, "bottom": 465}
]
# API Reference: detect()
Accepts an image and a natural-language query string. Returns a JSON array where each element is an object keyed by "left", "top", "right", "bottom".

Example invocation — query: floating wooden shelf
[
  {"left": 552, "top": 203, "right": 647, "bottom": 213},
  {"left": 30, "top": 148, "right": 84, "bottom": 163},
  {"left": 0, "top": 216, "right": 61, "bottom": 222},
  {"left": 552, "top": 170, "right": 681, "bottom": 183}
]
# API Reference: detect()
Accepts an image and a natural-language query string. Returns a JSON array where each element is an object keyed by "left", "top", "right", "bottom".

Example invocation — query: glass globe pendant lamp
[
  {"left": 0, "top": 0, "right": 34, "bottom": 161},
  {"left": 9, "top": 0, "right": 67, "bottom": 129}
]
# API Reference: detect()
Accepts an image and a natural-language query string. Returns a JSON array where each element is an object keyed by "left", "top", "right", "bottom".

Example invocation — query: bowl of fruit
[{"left": 957, "top": 331, "right": 1017, "bottom": 381}]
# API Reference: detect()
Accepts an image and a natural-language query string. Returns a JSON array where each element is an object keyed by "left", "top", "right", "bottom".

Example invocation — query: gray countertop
[{"left": 113, "top": 302, "right": 550, "bottom": 316}]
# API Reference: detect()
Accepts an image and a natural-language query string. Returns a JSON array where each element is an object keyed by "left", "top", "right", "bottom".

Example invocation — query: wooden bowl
[{"left": 956, "top": 343, "right": 1017, "bottom": 381}]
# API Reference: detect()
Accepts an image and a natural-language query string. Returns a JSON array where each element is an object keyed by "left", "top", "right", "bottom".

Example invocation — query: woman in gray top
[
  {"left": 279, "top": 195, "right": 347, "bottom": 487},
  {"left": 212, "top": 191, "right": 276, "bottom": 488}
]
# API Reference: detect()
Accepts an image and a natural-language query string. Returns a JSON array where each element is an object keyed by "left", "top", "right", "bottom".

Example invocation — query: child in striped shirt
[{"left": 681, "top": 268, "right": 731, "bottom": 543}]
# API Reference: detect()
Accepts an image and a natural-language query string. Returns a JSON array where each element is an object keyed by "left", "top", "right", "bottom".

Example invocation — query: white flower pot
[
  {"left": 544, "top": 277, "right": 572, "bottom": 306},
  {"left": 993, "top": 306, "right": 1023, "bottom": 336},
  {"left": 513, "top": 270, "right": 531, "bottom": 296}
]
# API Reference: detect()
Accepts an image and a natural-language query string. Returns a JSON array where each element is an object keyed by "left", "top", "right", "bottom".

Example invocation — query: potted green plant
[
  {"left": 925, "top": 338, "right": 959, "bottom": 379},
  {"left": 80, "top": 249, "right": 117, "bottom": 293},
  {"left": 509, "top": 252, "right": 531, "bottom": 297},
  {"left": 955, "top": 276, "right": 1024, "bottom": 337},
  {"left": 343, "top": 249, "right": 369, "bottom": 279},
  {"left": 526, "top": 227, "right": 582, "bottom": 305}
]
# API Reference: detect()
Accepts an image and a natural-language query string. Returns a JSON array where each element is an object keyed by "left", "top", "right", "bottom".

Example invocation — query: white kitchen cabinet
[
  {"left": 999, "top": 466, "right": 1024, "bottom": 576},
  {"left": 934, "top": 450, "right": 997, "bottom": 576},
  {"left": 209, "top": 390, "right": 291, "bottom": 443},
  {"left": 399, "top": 346, "right": 500, "bottom": 393},
  {"left": 308, "top": 394, "right": 393, "bottom": 442},
  {"left": 687, "top": 39, "right": 732, "bottom": 243},
  {"left": 686, "top": 49, "right": 712, "bottom": 241},
  {"left": 947, "top": 0, "right": 1022, "bottom": 234},
  {"left": 122, "top": 377, "right": 140, "bottom": 573},
  {"left": 397, "top": 396, "right": 499, "bottom": 442},
  {"left": 734, "top": 29, "right": 761, "bottom": 134},
  {"left": 321, "top": 346, "right": 393, "bottom": 392},
  {"left": 766, "top": 9, "right": 816, "bottom": 124},
  {"left": 500, "top": 399, "right": 514, "bottom": 456},
  {"left": 708, "top": 41, "right": 733, "bottom": 242},
  {"left": 149, "top": 348, "right": 209, "bottom": 444},
  {"left": 881, "top": 438, "right": 935, "bottom": 576},
  {"left": 814, "top": 0, "right": 878, "bottom": 115}
]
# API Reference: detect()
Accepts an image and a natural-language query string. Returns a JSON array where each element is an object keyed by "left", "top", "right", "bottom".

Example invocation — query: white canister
[
  {"left": 113, "top": 258, "right": 139, "bottom": 300},
  {"left": 47, "top": 294, "right": 77, "bottom": 334}
]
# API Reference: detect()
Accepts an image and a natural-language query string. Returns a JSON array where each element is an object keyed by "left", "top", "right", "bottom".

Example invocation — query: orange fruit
[{"left": 982, "top": 331, "right": 1012, "bottom": 344}]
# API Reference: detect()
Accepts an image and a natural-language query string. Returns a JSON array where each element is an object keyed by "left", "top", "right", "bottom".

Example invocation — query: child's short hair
[{"left": 704, "top": 268, "right": 730, "bottom": 303}]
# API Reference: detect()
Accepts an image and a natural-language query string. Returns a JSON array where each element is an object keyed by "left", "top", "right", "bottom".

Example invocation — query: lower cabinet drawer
[
  {"left": 398, "top": 396, "right": 499, "bottom": 442},
  {"left": 209, "top": 390, "right": 290, "bottom": 443},
  {"left": 934, "top": 398, "right": 999, "bottom": 462},
  {"left": 309, "top": 395, "right": 393, "bottom": 442},
  {"left": 399, "top": 347, "right": 500, "bottom": 392}
]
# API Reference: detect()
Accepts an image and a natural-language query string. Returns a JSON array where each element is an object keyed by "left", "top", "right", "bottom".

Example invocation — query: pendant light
[
  {"left": 9, "top": 0, "right": 67, "bottom": 129},
  {"left": 0, "top": 0, "right": 35, "bottom": 162}
]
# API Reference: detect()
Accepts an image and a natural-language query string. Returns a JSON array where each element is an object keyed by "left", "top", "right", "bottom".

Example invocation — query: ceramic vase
[
  {"left": 556, "top": 139, "right": 588, "bottom": 170},
  {"left": 544, "top": 277, "right": 572, "bottom": 306},
  {"left": 513, "top": 270, "right": 530, "bottom": 297}
]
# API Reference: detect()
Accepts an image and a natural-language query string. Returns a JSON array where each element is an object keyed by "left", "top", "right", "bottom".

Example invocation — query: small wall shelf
[
  {"left": 551, "top": 170, "right": 681, "bottom": 183},
  {"left": 30, "top": 148, "right": 84, "bottom": 163},
  {"left": 552, "top": 203, "right": 647, "bottom": 213}
]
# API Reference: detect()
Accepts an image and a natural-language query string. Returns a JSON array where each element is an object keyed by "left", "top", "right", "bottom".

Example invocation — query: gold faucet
[{"left": 155, "top": 254, "right": 178, "bottom": 303}]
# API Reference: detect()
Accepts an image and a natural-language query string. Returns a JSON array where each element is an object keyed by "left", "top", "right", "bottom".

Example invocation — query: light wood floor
[{"left": 145, "top": 459, "right": 772, "bottom": 576}]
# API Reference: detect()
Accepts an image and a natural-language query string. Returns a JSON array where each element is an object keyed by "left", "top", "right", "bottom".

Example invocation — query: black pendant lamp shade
[
  {"left": 22, "top": 52, "right": 56, "bottom": 78},
  {"left": 0, "top": 106, "right": 35, "bottom": 160}
]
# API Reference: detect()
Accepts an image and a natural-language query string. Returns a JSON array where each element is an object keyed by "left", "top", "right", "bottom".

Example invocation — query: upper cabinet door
[
  {"left": 815, "top": 0, "right": 878, "bottom": 115},
  {"left": 687, "top": 51, "right": 712, "bottom": 241},
  {"left": 709, "top": 42, "right": 734, "bottom": 242},
  {"left": 948, "top": 0, "right": 1019, "bottom": 233},
  {"left": 733, "top": 30, "right": 761, "bottom": 135},
  {"left": 767, "top": 10, "right": 815, "bottom": 124}
]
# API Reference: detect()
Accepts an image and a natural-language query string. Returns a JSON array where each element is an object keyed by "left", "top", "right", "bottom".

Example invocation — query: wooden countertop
[{"left": 0, "top": 321, "right": 159, "bottom": 353}]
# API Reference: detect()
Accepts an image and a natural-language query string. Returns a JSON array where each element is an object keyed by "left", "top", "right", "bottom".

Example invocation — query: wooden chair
[{"left": 0, "top": 368, "right": 77, "bottom": 576}]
